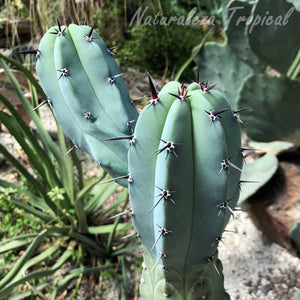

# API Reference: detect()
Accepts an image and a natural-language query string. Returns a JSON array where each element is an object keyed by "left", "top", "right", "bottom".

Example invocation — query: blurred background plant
[
  {"left": 193, "top": 0, "right": 300, "bottom": 260},
  {"left": 0, "top": 0, "right": 225, "bottom": 78}
]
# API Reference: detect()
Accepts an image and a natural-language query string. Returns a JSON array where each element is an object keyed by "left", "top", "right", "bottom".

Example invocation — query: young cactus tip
[{"left": 34, "top": 22, "right": 138, "bottom": 186}]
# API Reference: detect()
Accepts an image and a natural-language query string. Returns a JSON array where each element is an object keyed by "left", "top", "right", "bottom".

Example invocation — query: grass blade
[
  {"left": 0, "top": 227, "right": 68, "bottom": 290},
  {"left": 0, "top": 53, "right": 46, "bottom": 97},
  {"left": 0, "top": 144, "right": 57, "bottom": 213},
  {"left": 0, "top": 111, "right": 47, "bottom": 179},
  {"left": 0, "top": 248, "right": 73, "bottom": 298},
  {"left": 0, "top": 59, "right": 67, "bottom": 175},
  {"left": 50, "top": 265, "right": 111, "bottom": 300},
  {"left": 87, "top": 223, "right": 131, "bottom": 235},
  {"left": 0, "top": 238, "right": 35, "bottom": 254},
  {"left": 84, "top": 179, "right": 117, "bottom": 215},
  {"left": 103, "top": 188, "right": 128, "bottom": 217},
  {"left": 0, "top": 93, "right": 61, "bottom": 187}
]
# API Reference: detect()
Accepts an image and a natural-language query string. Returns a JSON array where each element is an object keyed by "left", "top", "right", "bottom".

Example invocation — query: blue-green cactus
[
  {"left": 35, "top": 22, "right": 138, "bottom": 186},
  {"left": 128, "top": 78, "right": 243, "bottom": 299}
]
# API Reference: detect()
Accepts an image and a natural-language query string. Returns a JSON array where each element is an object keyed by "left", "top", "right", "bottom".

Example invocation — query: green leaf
[
  {"left": 248, "top": 0, "right": 300, "bottom": 74},
  {"left": 294, "top": 289, "right": 300, "bottom": 300},
  {"left": 0, "top": 227, "right": 68, "bottom": 290},
  {"left": 0, "top": 143, "right": 57, "bottom": 213},
  {"left": 237, "top": 73, "right": 300, "bottom": 143},
  {"left": 0, "top": 53, "right": 46, "bottom": 98},
  {"left": 84, "top": 179, "right": 118, "bottom": 215},
  {"left": 103, "top": 188, "right": 128, "bottom": 217},
  {"left": 0, "top": 59, "right": 67, "bottom": 174},
  {"left": 8, "top": 192, "right": 53, "bottom": 221},
  {"left": 225, "top": 0, "right": 266, "bottom": 71},
  {"left": 87, "top": 222, "right": 132, "bottom": 235},
  {"left": 0, "top": 238, "right": 35, "bottom": 254},
  {"left": 0, "top": 247, "right": 73, "bottom": 298},
  {"left": 49, "top": 265, "right": 111, "bottom": 300},
  {"left": 111, "top": 244, "right": 140, "bottom": 256},
  {"left": 248, "top": 140, "right": 295, "bottom": 156},
  {"left": 0, "top": 93, "right": 61, "bottom": 188},
  {"left": 289, "top": 222, "right": 300, "bottom": 244},
  {"left": 174, "top": 29, "right": 212, "bottom": 81},
  {"left": 0, "top": 111, "right": 47, "bottom": 180},
  {"left": 194, "top": 42, "right": 253, "bottom": 107},
  {"left": 238, "top": 154, "right": 279, "bottom": 206}
]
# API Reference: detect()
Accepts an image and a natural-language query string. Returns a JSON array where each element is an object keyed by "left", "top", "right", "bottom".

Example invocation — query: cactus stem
[
  {"left": 57, "top": 68, "right": 70, "bottom": 79},
  {"left": 150, "top": 252, "right": 167, "bottom": 273},
  {"left": 206, "top": 256, "right": 220, "bottom": 276},
  {"left": 64, "top": 144, "right": 79, "bottom": 156},
  {"left": 150, "top": 225, "right": 172, "bottom": 251},
  {"left": 107, "top": 45, "right": 119, "bottom": 55},
  {"left": 50, "top": 20, "right": 66, "bottom": 36},
  {"left": 121, "top": 232, "right": 139, "bottom": 239},
  {"left": 156, "top": 138, "right": 179, "bottom": 159},
  {"left": 84, "top": 26, "right": 96, "bottom": 42},
  {"left": 109, "top": 209, "right": 133, "bottom": 219},
  {"left": 32, "top": 98, "right": 50, "bottom": 111},
  {"left": 108, "top": 73, "right": 123, "bottom": 84},
  {"left": 149, "top": 187, "right": 175, "bottom": 213},
  {"left": 205, "top": 108, "right": 229, "bottom": 125}
]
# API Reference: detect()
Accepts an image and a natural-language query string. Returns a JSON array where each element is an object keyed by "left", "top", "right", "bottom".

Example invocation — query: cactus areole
[
  {"left": 36, "top": 23, "right": 138, "bottom": 186},
  {"left": 128, "top": 80, "right": 243, "bottom": 299}
]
